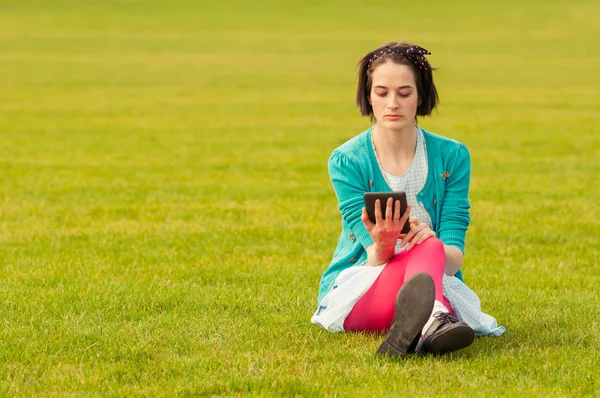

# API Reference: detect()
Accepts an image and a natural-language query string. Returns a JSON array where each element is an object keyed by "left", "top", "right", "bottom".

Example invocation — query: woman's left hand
[{"left": 399, "top": 217, "right": 436, "bottom": 251}]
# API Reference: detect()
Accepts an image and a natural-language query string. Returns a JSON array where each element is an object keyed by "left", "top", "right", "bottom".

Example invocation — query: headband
[{"left": 367, "top": 45, "right": 432, "bottom": 71}]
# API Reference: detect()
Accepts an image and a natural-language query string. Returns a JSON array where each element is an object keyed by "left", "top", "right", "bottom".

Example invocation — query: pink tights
[{"left": 343, "top": 237, "right": 452, "bottom": 333}]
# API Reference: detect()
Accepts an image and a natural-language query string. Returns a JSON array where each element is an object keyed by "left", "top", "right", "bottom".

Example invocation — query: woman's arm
[
  {"left": 438, "top": 142, "right": 471, "bottom": 253},
  {"left": 329, "top": 151, "right": 409, "bottom": 266},
  {"left": 328, "top": 151, "right": 374, "bottom": 249},
  {"left": 444, "top": 244, "right": 464, "bottom": 276},
  {"left": 365, "top": 241, "right": 396, "bottom": 267},
  {"left": 439, "top": 142, "right": 472, "bottom": 275}
]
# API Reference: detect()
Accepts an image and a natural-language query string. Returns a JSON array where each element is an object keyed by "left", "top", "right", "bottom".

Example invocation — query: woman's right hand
[{"left": 361, "top": 199, "right": 411, "bottom": 265}]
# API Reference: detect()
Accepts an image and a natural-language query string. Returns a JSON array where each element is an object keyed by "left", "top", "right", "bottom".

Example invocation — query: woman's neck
[{"left": 372, "top": 123, "right": 418, "bottom": 176}]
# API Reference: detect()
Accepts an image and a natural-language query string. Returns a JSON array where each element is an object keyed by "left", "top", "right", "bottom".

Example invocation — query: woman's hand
[
  {"left": 361, "top": 199, "right": 411, "bottom": 265},
  {"left": 399, "top": 216, "right": 436, "bottom": 251}
]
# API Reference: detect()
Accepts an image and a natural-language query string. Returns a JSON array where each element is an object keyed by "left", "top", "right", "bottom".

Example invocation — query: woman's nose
[{"left": 387, "top": 96, "right": 399, "bottom": 109}]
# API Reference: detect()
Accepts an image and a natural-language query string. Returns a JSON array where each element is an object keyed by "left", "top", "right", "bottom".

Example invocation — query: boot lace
[{"left": 434, "top": 311, "right": 459, "bottom": 324}]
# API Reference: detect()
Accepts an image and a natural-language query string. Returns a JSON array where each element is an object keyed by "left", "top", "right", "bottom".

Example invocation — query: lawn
[{"left": 0, "top": 0, "right": 599, "bottom": 396}]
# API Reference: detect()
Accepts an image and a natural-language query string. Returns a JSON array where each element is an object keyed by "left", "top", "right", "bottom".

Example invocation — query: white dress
[{"left": 311, "top": 128, "right": 505, "bottom": 336}]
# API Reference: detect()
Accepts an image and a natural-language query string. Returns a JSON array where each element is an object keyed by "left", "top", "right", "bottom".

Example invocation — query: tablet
[{"left": 364, "top": 191, "right": 411, "bottom": 234}]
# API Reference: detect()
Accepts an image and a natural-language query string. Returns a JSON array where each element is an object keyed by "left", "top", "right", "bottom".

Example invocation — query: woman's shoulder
[
  {"left": 421, "top": 127, "right": 470, "bottom": 160},
  {"left": 421, "top": 127, "right": 468, "bottom": 148},
  {"left": 329, "top": 127, "right": 372, "bottom": 163}
]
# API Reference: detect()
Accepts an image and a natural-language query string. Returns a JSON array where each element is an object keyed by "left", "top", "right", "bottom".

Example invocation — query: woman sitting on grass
[{"left": 311, "top": 42, "right": 504, "bottom": 357}]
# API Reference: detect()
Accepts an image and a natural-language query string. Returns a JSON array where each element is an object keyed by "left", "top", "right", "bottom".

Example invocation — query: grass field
[{"left": 0, "top": 0, "right": 599, "bottom": 396}]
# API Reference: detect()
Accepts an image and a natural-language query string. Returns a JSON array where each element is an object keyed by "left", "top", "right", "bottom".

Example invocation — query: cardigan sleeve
[
  {"left": 328, "top": 151, "right": 375, "bottom": 249},
  {"left": 438, "top": 142, "right": 471, "bottom": 253}
]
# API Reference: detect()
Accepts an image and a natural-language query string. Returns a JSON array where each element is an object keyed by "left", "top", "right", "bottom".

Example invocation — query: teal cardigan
[{"left": 317, "top": 126, "right": 471, "bottom": 305}]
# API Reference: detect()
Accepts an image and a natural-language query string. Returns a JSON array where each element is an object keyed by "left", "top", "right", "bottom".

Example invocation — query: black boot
[
  {"left": 376, "top": 273, "right": 435, "bottom": 358},
  {"left": 419, "top": 312, "right": 474, "bottom": 354}
]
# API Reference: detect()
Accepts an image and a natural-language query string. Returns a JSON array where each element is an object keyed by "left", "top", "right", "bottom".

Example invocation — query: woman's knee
[
  {"left": 410, "top": 237, "right": 446, "bottom": 269},
  {"left": 415, "top": 236, "right": 444, "bottom": 253}
]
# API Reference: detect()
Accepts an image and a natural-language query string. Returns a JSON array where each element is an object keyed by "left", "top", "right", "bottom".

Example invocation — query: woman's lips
[{"left": 384, "top": 115, "right": 402, "bottom": 120}]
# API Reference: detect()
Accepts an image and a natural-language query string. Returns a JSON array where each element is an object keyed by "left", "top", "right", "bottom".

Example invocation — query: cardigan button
[
  {"left": 349, "top": 233, "right": 355, "bottom": 242},
  {"left": 349, "top": 257, "right": 358, "bottom": 263},
  {"left": 368, "top": 179, "right": 373, "bottom": 187},
  {"left": 433, "top": 197, "right": 437, "bottom": 205}
]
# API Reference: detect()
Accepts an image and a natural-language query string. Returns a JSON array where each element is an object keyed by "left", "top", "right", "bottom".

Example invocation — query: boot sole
[
  {"left": 421, "top": 323, "right": 475, "bottom": 354},
  {"left": 376, "top": 273, "right": 435, "bottom": 357}
]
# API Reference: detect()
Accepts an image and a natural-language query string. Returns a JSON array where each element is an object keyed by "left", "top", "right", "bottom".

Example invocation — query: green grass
[{"left": 0, "top": 0, "right": 599, "bottom": 395}]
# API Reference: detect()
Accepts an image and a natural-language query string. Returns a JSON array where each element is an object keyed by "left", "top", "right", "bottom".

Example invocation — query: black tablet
[{"left": 364, "top": 191, "right": 411, "bottom": 234}]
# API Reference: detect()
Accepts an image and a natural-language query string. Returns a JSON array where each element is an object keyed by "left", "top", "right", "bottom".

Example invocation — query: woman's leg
[
  {"left": 343, "top": 237, "right": 449, "bottom": 333},
  {"left": 404, "top": 237, "right": 446, "bottom": 304}
]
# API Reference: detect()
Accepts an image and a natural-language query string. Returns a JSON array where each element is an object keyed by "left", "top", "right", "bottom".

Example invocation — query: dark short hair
[{"left": 356, "top": 42, "right": 439, "bottom": 120}]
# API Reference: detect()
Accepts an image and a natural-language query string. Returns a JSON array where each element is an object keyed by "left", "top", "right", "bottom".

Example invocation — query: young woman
[{"left": 311, "top": 42, "right": 504, "bottom": 357}]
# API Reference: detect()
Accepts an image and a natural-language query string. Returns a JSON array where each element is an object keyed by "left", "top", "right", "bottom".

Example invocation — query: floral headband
[{"left": 367, "top": 45, "right": 432, "bottom": 71}]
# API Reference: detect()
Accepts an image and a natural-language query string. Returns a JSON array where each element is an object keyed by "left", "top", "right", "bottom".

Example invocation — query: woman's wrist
[
  {"left": 366, "top": 242, "right": 395, "bottom": 266},
  {"left": 443, "top": 244, "right": 464, "bottom": 275}
]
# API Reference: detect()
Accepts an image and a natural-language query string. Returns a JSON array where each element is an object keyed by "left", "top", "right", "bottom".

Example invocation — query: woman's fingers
[
  {"left": 414, "top": 232, "right": 427, "bottom": 246},
  {"left": 397, "top": 205, "right": 412, "bottom": 242},
  {"left": 401, "top": 222, "right": 433, "bottom": 248},
  {"left": 385, "top": 197, "right": 393, "bottom": 223},
  {"left": 400, "top": 221, "right": 424, "bottom": 247},
  {"left": 399, "top": 204, "right": 411, "bottom": 224},
  {"left": 361, "top": 207, "right": 374, "bottom": 231},
  {"left": 374, "top": 199, "right": 383, "bottom": 224},
  {"left": 393, "top": 200, "right": 401, "bottom": 221},
  {"left": 407, "top": 230, "right": 436, "bottom": 251},
  {"left": 408, "top": 218, "right": 419, "bottom": 232},
  {"left": 416, "top": 230, "right": 435, "bottom": 246},
  {"left": 406, "top": 229, "right": 426, "bottom": 251},
  {"left": 366, "top": 199, "right": 420, "bottom": 247}
]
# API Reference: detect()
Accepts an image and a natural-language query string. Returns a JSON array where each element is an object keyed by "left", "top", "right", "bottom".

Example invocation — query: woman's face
[{"left": 369, "top": 61, "right": 419, "bottom": 131}]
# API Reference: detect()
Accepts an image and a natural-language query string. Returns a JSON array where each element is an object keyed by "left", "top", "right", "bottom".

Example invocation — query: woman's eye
[
  {"left": 399, "top": 93, "right": 411, "bottom": 98},
  {"left": 376, "top": 92, "right": 387, "bottom": 97}
]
